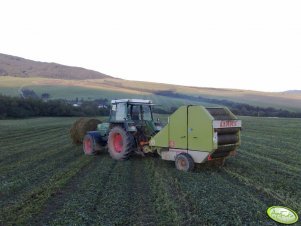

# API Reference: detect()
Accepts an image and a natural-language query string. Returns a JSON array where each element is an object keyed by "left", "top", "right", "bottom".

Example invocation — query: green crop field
[{"left": 0, "top": 116, "right": 300, "bottom": 225}]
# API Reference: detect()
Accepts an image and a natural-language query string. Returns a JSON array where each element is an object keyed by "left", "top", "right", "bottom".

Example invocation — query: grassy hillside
[
  {"left": 0, "top": 116, "right": 300, "bottom": 225},
  {"left": 1, "top": 76, "right": 301, "bottom": 112},
  {"left": 0, "top": 77, "right": 215, "bottom": 109},
  {"left": 1, "top": 53, "right": 301, "bottom": 111},
  {"left": 0, "top": 53, "right": 110, "bottom": 80}
]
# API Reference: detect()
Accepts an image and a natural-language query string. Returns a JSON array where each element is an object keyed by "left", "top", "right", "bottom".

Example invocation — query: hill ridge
[
  {"left": 0, "top": 53, "right": 111, "bottom": 80},
  {"left": 1, "top": 53, "right": 301, "bottom": 112}
]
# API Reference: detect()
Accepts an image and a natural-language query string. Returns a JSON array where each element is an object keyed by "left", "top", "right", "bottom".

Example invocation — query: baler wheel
[
  {"left": 108, "top": 126, "right": 134, "bottom": 160},
  {"left": 83, "top": 134, "right": 98, "bottom": 155},
  {"left": 175, "top": 153, "right": 195, "bottom": 172}
]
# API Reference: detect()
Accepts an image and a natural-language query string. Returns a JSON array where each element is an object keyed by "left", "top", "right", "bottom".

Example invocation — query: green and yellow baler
[
  {"left": 80, "top": 99, "right": 241, "bottom": 172},
  {"left": 149, "top": 105, "right": 241, "bottom": 171}
]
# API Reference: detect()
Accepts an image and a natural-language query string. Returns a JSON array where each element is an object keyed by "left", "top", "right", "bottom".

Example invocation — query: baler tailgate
[{"left": 205, "top": 107, "right": 242, "bottom": 159}]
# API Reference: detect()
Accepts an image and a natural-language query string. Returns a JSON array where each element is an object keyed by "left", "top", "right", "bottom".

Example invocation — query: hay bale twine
[{"left": 70, "top": 118, "right": 102, "bottom": 144}]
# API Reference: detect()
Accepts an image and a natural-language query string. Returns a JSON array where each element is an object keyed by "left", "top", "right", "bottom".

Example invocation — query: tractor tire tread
[
  {"left": 83, "top": 134, "right": 98, "bottom": 156},
  {"left": 108, "top": 126, "right": 134, "bottom": 160}
]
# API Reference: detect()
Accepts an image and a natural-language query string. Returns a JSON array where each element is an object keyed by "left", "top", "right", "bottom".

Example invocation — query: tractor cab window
[
  {"left": 130, "top": 105, "right": 141, "bottom": 120},
  {"left": 142, "top": 105, "right": 152, "bottom": 121},
  {"left": 110, "top": 104, "right": 117, "bottom": 121},
  {"left": 115, "top": 103, "right": 127, "bottom": 121},
  {"left": 110, "top": 103, "right": 126, "bottom": 121},
  {"left": 129, "top": 104, "right": 153, "bottom": 121}
]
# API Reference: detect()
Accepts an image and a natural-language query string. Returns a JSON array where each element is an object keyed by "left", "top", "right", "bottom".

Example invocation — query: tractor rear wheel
[
  {"left": 108, "top": 126, "right": 134, "bottom": 160},
  {"left": 83, "top": 134, "right": 98, "bottom": 155},
  {"left": 175, "top": 153, "right": 195, "bottom": 172}
]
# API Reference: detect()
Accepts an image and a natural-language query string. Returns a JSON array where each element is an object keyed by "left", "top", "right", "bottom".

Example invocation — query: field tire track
[
  {"left": 0, "top": 145, "right": 83, "bottom": 208},
  {"left": 28, "top": 155, "right": 119, "bottom": 225},
  {"left": 0, "top": 156, "right": 93, "bottom": 225},
  {"left": 127, "top": 158, "right": 158, "bottom": 226},
  {"left": 30, "top": 156, "right": 116, "bottom": 225},
  {"left": 0, "top": 136, "right": 72, "bottom": 171},
  {"left": 222, "top": 167, "right": 301, "bottom": 212},
  {"left": 0, "top": 129, "right": 67, "bottom": 161}
]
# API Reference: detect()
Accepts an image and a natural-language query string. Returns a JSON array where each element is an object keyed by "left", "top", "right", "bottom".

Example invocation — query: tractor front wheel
[
  {"left": 175, "top": 153, "right": 195, "bottom": 172},
  {"left": 108, "top": 126, "right": 134, "bottom": 160},
  {"left": 83, "top": 134, "right": 98, "bottom": 155}
]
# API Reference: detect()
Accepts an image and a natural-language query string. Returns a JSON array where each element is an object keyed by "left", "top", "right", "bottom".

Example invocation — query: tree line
[
  {"left": 0, "top": 95, "right": 110, "bottom": 119},
  {"left": 1, "top": 92, "right": 301, "bottom": 119},
  {"left": 154, "top": 90, "right": 301, "bottom": 118}
]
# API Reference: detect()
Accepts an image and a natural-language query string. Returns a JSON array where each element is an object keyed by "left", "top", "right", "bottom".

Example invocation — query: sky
[{"left": 0, "top": 0, "right": 300, "bottom": 92}]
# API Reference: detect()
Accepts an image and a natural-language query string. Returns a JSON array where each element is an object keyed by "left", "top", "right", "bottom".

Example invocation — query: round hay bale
[
  {"left": 69, "top": 118, "right": 85, "bottom": 144},
  {"left": 70, "top": 118, "right": 101, "bottom": 145}
]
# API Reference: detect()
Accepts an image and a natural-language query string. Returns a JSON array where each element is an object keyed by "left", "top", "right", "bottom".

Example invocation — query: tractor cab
[
  {"left": 110, "top": 99, "right": 153, "bottom": 122},
  {"left": 91, "top": 99, "right": 162, "bottom": 159},
  {"left": 109, "top": 99, "right": 162, "bottom": 135}
]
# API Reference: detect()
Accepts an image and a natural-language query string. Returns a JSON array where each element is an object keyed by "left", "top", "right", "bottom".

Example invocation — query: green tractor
[
  {"left": 83, "top": 99, "right": 162, "bottom": 159},
  {"left": 82, "top": 99, "right": 242, "bottom": 171}
]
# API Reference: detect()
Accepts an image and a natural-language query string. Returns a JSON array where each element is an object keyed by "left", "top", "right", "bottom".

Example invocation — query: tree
[{"left": 41, "top": 93, "right": 50, "bottom": 99}]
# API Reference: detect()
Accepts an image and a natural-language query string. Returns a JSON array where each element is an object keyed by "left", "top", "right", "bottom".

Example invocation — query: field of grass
[
  {"left": 0, "top": 116, "right": 300, "bottom": 225},
  {"left": 1, "top": 76, "right": 301, "bottom": 112}
]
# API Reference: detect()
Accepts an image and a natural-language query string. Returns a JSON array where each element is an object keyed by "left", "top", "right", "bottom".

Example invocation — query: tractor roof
[{"left": 111, "top": 99, "right": 153, "bottom": 104}]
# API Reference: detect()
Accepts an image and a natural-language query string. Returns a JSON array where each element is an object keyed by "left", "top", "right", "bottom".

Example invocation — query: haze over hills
[
  {"left": 0, "top": 53, "right": 111, "bottom": 80},
  {"left": 1, "top": 53, "right": 301, "bottom": 112},
  {"left": 284, "top": 90, "right": 301, "bottom": 94}
]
